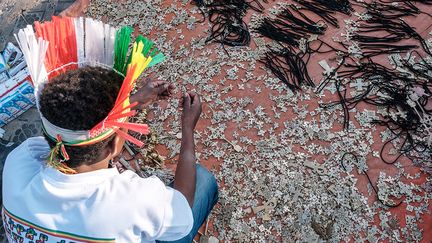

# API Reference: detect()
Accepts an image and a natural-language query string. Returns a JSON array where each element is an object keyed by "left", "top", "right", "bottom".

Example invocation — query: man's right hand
[
  {"left": 175, "top": 91, "right": 201, "bottom": 207},
  {"left": 181, "top": 92, "right": 202, "bottom": 132}
]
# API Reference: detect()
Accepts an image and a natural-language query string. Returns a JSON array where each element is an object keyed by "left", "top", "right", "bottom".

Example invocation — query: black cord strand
[{"left": 340, "top": 152, "right": 404, "bottom": 208}]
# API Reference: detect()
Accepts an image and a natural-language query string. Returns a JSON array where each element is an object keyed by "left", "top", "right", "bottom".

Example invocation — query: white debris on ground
[{"left": 88, "top": 1, "right": 431, "bottom": 241}]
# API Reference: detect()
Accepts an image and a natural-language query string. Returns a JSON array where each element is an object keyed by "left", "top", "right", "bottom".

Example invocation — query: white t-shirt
[{"left": 2, "top": 137, "right": 193, "bottom": 243}]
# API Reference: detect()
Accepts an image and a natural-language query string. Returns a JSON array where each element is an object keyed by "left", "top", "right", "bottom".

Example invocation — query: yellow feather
[{"left": 129, "top": 41, "right": 153, "bottom": 81}]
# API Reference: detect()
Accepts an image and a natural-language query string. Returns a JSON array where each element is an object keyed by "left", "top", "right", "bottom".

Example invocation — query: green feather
[
  {"left": 148, "top": 53, "right": 166, "bottom": 67},
  {"left": 113, "top": 26, "right": 133, "bottom": 74},
  {"left": 114, "top": 29, "right": 166, "bottom": 73},
  {"left": 142, "top": 38, "right": 154, "bottom": 56}
]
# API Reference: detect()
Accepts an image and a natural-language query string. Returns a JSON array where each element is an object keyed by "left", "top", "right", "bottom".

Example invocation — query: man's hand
[
  {"left": 130, "top": 79, "right": 175, "bottom": 110},
  {"left": 181, "top": 92, "right": 202, "bottom": 132},
  {"left": 174, "top": 91, "right": 202, "bottom": 207}
]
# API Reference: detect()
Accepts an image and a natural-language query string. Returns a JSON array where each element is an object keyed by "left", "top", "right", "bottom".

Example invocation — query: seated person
[{"left": 2, "top": 66, "right": 218, "bottom": 243}]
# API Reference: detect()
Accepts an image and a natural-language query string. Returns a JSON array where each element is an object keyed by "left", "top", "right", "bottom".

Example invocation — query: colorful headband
[{"left": 15, "top": 17, "right": 165, "bottom": 171}]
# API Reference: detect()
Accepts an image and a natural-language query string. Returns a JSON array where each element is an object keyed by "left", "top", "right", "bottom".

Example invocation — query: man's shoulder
[
  {"left": 3, "top": 136, "right": 48, "bottom": 181},
  {"left": 8, "top": 136, "right": 49, "bottom": 161}
]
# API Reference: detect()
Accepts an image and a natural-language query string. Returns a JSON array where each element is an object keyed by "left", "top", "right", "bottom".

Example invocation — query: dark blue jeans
[{"left": 157, "top": 164, "right": 219, "bottom": 243}]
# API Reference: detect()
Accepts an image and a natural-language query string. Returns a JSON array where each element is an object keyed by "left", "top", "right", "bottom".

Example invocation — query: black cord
[{"left": 340, "top": 152, "right": 404, "bottom": 208}]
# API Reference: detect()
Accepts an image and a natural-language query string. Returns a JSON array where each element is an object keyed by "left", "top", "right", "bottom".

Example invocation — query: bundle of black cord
[
  {"left": 399, "top": 50, "right": 432, "bottom": 87},
  {"left": 367, "top": 1, "right": 420, "bottom": 19},
  {"left": 330, "top": 58, "right": 432, "bottom": 192},
  {"left": 312, "top": 0, "right": 353, "bottom": 15},
  {"left": 260, "top": 47, "right": 314, "bottom": 92},
  {"left": 378, "top": 0, "right": 432, "bottom": 17},
  {"left": 255, "top": 5, "right": 329, "bottom": 92},
  {"left": 196, "top": 0, "right": 268, "bottom": 13},
  {"left": 369, "top": 83, "right": 431, "bottom": 166},
  {"left": 321, "top": 60, "right": 417, "bottom": 126},
  {"left": 292, "top": 0, "right": 353, "bottom": 27},
  {"left": 320, "top": 56, "right": 432, "bottom": 168},
  {"left": 353, "top": 15, "right": 412, "bottom": 42},
  {"left": 200, "top": 0, "right": 269, "bottom": 47},
  {"left": 293, "top": 0, "right": 340, "bottom": 27},
  {"left": 206, "top": 5, "right": 251, "bottom": 47},
  {"left": 191, "top": 0, "right": 205, "bottom": 7},
  {"left": 204, "top": 0, "right": 250, "bottom": 47},
  {"left": 256, "top": 7, "right": 326, "bottom": 47},
  {"left": 245, "top": 0, "right": 269, "bottom": 13},
  {"left": 257, "top": 18, "right": 302, "bottom": 47},
  {"left": 353, "top": 4, "right": 431, "bottom": 56}
]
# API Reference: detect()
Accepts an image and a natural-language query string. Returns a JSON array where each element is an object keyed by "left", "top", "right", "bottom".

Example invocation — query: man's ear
[{"left": 108, "top": 131, "right": 126, "bottom": 159}]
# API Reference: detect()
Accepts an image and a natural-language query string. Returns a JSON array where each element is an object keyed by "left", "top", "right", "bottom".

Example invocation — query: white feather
[
  {"left": 104, "top": 23, "right": 116, "bottom": 67},
  {"left": 14, "top": 25, "right": 49, "bottom": 109},
  {"left": 84, "top": 18, "right": 105, "bottom": 65},
  {"left": 74, "top": 17, "right": 85, "bottom": 67}
]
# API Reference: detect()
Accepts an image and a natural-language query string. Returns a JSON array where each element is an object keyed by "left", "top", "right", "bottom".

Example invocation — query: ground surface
[
  {"left": 86, "top": 1, "right": 432, "bottom": 241},
  {"left": 1, "top": 0, "right": 432, "bottom": 242}
]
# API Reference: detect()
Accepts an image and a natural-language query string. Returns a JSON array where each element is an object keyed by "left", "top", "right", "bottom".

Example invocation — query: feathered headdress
[{"left": 15, "top": 16, "right": 165, "bottom": 173}]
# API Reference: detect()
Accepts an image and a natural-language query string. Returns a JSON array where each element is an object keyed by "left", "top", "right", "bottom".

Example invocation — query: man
[{"left": 2, "top": 66, "right": 218, "bottom": 242}]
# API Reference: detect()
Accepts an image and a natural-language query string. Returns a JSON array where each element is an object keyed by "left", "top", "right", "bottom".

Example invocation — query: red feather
[
  {"left": 35, "top": 16, "right": 78, "bottom": 79},
  {"left": 115, "top": 129, "right": 144, "bottom": 147},
  {"left": 104, "top": 121, "right": 150, "bottom": 134}
]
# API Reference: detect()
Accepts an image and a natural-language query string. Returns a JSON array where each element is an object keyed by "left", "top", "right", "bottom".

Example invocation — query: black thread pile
[
  {"left": 206, "top": 1, "right": 250, "bottom": 47},
  {"left": 256, "top": 2, "right": 354, "bottom": 92},
  {"left": 294, "top": 0, "right": 353, "bottom": 27},
  {"left": 319, "top": 56, "right": 432, "bottom": 195},
  {"left": 352, "top": 4, "right": 430, "bottom": 57},
  {"left": 256, "top": 6, "right": 327, "bottom": 46},
  {"left": 377, "top": 0, "right": 432, "bottom": 17},
  {"left": 314, "top": 0, "right": 432, "bottom": 192},
  {"left": 192, "top": 0, "right": 268, "bottom": 48},
  {"left": 261, "top": 45, "right": 314, "bottom": 92},
  {"left": 189, "top": 0, "right": 432, "bottom": 202}
]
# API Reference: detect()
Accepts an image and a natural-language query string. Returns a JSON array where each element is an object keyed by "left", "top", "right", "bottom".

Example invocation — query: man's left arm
[{"left": 129, "top": 80, "right": 174, "bottom": 110}]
